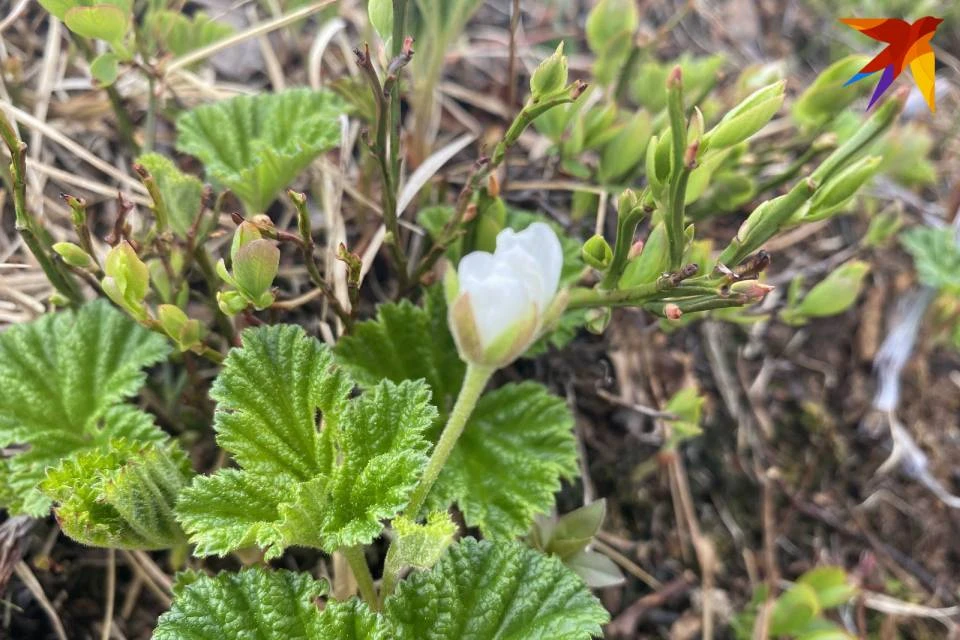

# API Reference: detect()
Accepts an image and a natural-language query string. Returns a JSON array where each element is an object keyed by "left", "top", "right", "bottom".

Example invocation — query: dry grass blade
[
  {"left": 13, "top": 561, "right": 68, "bottom": 640},
  {"left": 1, "top": 103, "right": 146, "bottom": 194}
]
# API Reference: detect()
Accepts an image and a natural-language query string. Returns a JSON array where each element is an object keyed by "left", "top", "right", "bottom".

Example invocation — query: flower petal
[
  {"left": 463, "top": 273, "right": 533, "bottom": 348},
  {"left": 496, "top": 222, "right": 563, "bottom": 302}
]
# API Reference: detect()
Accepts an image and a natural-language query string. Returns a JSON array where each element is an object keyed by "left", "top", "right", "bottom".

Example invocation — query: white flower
[{"left": 447, "top": 222, "right": 565, "bottom": 368}]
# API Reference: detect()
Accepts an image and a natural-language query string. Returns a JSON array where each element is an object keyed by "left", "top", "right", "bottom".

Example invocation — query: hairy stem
[
  {"left": 342, "top": 545, "right": 379, "bottom": 610},
  {"left": 403, "top": 363, "right": 494, "bottom": 519}
]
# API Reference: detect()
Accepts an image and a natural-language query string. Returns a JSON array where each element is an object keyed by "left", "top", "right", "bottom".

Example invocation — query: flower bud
[
  {"left": 628, "top": 240, "right": 644, "bottom": 259},
  {"left": 792, "top": 55, "right": 870, "bottom": 128},
  {"left": 157, "top": 304, "right": 203, "bottom": 352},
  {"left": 582, "top": 234, "right": 613, "bottom": 270},
  {"left": 617, "top": 188, "right": 641, "bottom": 215},
  {"left": 231, "top": 221, "right": 262, "bottom": 262},
  {"left": 53, "top": 242, "right": 93, "bottom": 269},
  {"left": 585, "top": 307, "right": 611, "bottom": 334},
  {"left": 664, "top": 303, "right": 682, "bottom": 320},
  {"left": 102, "top": 241, "right": 149, "bottom": 320},
  {"left": 806, "top": 155, "right": 880, "bottom": 221},
  {"left": 619, "top": 222, "right": 669, "bottom": 287},
  {"left": 530, "top": 42, "right": 568, "bottom": 99},
  {"left": 448, "top": 222, "right": 564, "bottom": 368},
  {"left": 231, "top": 239, "right": 280, "bottom": 309},
  {"left": 704, "top": 81, "right": 785, "bottom": 150},
  {"left": 217, "top": 290, "right": 249, "bottom": 317},
  {"left": 729, "top": 279, "right": 775, "bottom": 301}
]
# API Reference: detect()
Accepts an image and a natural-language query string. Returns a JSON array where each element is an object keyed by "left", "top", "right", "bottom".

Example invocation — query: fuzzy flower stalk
[{"left": 403, "top": 223, "right": 565, "bottom": 521}]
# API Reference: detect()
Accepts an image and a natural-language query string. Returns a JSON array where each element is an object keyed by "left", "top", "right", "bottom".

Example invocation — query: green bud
[
  {"left": 157, "top": 304, "right": 203, "bottom": 352},
  {"left": 530, "top": 42, "right": 568, "bottom": 99},
  {"left": 784, "top": 260, "right": 870, "bottom": 324},
  {"left": 49, "top": 292, "right": 71, "bottom": 307},
  {"left": 543, "top": 500, "right": 607, "bottom": 560},
  {"left": 585, "top": 307, "right": 611, "bottom": 334},
  {"left": 600, "top": 111, "right": 651, "bottom": 183},
  {"left": 704, "top": 81, "right": 785, "bottom": 150},
  {"left": 687, "top": 106, "right": 704, "bottom": 145},
  {"left": 217, "top": 290, "right": 248, "bottom": 317},
  {"left": 617, "top": 188, "right": 641, "bottom": 215},
  {"left": 102, "top": 241, "right": 149, "bottom": 319},
  {"left": 585, "top": 0, "right": 638, "bottom": 56},
  {"left": 864, "top": 207, "right": 902, "bottom": 247},
  {"left": 53, "top": 242, "right": 93, "bottom": 269},
  {"left": 619, "top": 222, "right": 669, "bottom": 287},
  {"left": 230, "top": 220, "right": 262, "bottom": 263},
  {"left": 231, "top": 239, "right": 279, "bottom": 309},
  {"left": 792, "top": 55, "right": 870, "bottom": 128},
  {"left": 582, "top": 234, "right": 614, "bottom": 270},
  {"left": 805, "top": 155, "right": 880, "bottom": 222}
]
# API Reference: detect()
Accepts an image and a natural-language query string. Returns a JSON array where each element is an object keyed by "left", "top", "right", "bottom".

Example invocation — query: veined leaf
[
  {"left": 901, "top": 226, "right": 960, "bottom": 294},
  {"left": 426, "top": 382, "right": 579, "bottom": 539},
  {"left": 42, "top": 438, "right": 192, "bottom": 549},
  {"left": 155, "top": 539, "right": 606, "bottom": 640},
  {"left": 64, "top": 5, "right": 128, "bottom": 45},
  {"left": 385, "top": 538, "right": 608, "bottom": 639},
  {"left": 176, "top": 325, "right": 436, "bottom": 557},
  {"left": 335, "top": 287, "right": 465, "bottom": 418},
  {"left": 0, "top": 301, "right": 170, "bottom": 516},
  {"left": 137, "top": 153, "right": 206, "bottom": 239},
  {"left": 336, "top": 292, "right": 580, "bottom": 539},
  {"left": 176, "top": 88, "right": 345, "bottom": 213},
  {"left": 153, "top": 568, "right": 328, "bottom": 640},
  {"left": 144, "top": 10, "right": 234, "bottom": 60}
]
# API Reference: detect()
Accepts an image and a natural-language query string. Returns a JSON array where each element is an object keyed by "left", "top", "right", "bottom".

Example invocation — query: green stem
[
  {"left": 390, "top": 0, "right": 407, "bottom": 179},
  {"left": 568, "top": 272, "right": 708, "bottom": 309},
  {"left": 378, "top": 543, "right": 402, "bottom": 608},
  {"left": 0, "top": 114, "right": 82, "bottom": 304},
  {"left": 404, "top": 363, "right": 494, "bottom": 520},
  {"left": 665, "top": 68, "right": 688, "bottom": 270},
  {"left": 342, "top": 545, "right": 378, "bottom": 609}
]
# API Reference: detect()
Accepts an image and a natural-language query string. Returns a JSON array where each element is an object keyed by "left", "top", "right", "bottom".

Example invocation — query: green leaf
[
  {"left": 336, "top": 291, "right": 580, "bottom": 539},
  {"left": 564, "top": 549, "right": 626, "bottom": 588},
  {"left": 90, "top": 52, "right": 120, "bottom": 85},
  {"left": 0, "top": 301, "right": 170, "bottom": 516},
  {"left": 42, "top": 439, "right": 192, "bottom": 549},
  {"left": 335, "top": 287, "right": 465, "bottom": 417},
  {"left": 153, "top": 568, "right": 328, "bottom": 640},
  {"left": 144, "top": 10, "right": 234, "bottom": 59},
  {"left": 316, "top": 598, "right": 384, "bottom": 639},
  {"left": 176, "top": 88, "right": 345, "bottom": 212},
  {"left": 64, "top": 5, "right": 127, "bottom": 44},
  {"left": 794, "top": 260, "right": 870, "bottom": 320},
  {"left": 387, "top": 512, "right": 456, "bottom": 572},
  {"left": 176, "top": 325, "right": 436, "bottom": 557},
  {"left": 901, "top": 226, "right": 960, "bottom": 293},
  {"left": 426, "top": 382, "right": 579, "bottom": 539},
  {"left": 39, "top": 0, "right": 130, "bottom": 21},
  {"left": 385, "top": 538, "right": 608, "bottom": 639},
  {"left": 770, "top": 583, "right": 821, "bottom": 636},
  {"left": 368, "top": 0, "right": 393, "bottom": 44},
  {"left": 137, "top": 153, "right": 206, "bottom": 239},
  {"left": 798, "top": 566, "right": 857, "bottom": 609}
]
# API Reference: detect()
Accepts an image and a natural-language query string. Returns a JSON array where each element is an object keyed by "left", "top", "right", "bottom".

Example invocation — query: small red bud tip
[
  {"left": 665, "top": 303, "right": 683, "bottom": 320},
  {"left": 230, "top": 211, "right": 245, "bottom": 225},
  {"left": 684, "top": 141, "right": 700, "bottom": 169},
  {"left": 570, "top": 80, "right": 588, "bottom": 99},
  {"left": 463, "top": 203, "right": 479, "bottom": 223},
  {"left": 668, "top": 65, "right": 682, "bottom": 88},
  {"left": 628, "top": 240, "right": 644, "bottom": 259},
  {"left": 132, "top": 163, "right": 148, "bottom": 178},
  {"left": 733, "top": 281, "right": 774, "bottom": 300},
  {"left": 402, "top": 36, "right": 415, "bottom": 56}
]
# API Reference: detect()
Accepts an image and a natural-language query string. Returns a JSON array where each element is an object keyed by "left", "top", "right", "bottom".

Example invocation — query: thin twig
[
  {"left": 14, "top": 561, "right": 68, "bottom": 640},
  {"left": 100, "top": 549, "right": 116, "bottom": 640}
]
